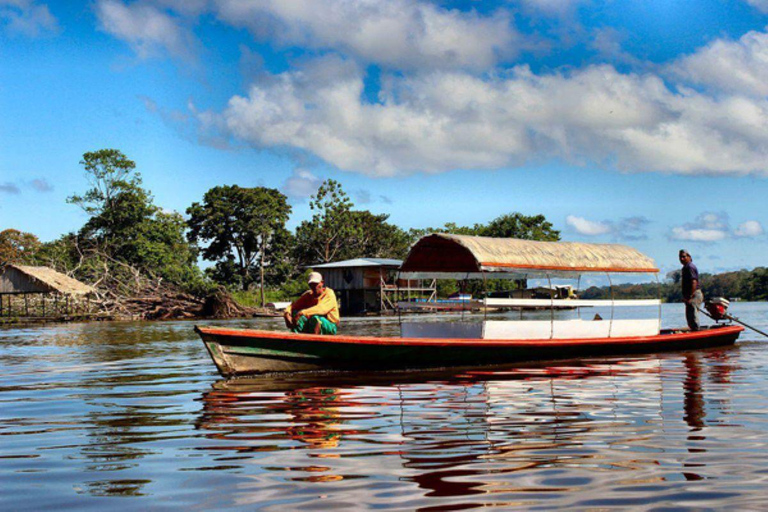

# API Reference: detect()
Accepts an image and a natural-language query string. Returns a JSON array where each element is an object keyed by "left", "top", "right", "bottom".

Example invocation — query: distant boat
[{"left": 196, "top": 234, "right": 744, "bottom": 376}]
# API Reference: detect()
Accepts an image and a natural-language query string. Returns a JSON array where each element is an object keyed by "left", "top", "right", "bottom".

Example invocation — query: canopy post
[
  {"left": 482, "top": 270, "right": 488, "bottom": 321},
  {"left": 395, "top": 270, "right": 402, "bottom": 330},
  {"left": 461, "top": 272, "right": 469, "bottom": 321},
  {"left": 576, "top": 275, "right": 582, "bottom": 320},
  {"left": 607, "top": 273, "right": 615, "bottom": 338},
  {"left": 520, "top": 274, "right": 527, "bottom": 321},
  {"left": 547, "top": 273, "right": 554, "bottom": 339},
  {"left": 655, "top": 272, "right": 662, "bottom": 332}
]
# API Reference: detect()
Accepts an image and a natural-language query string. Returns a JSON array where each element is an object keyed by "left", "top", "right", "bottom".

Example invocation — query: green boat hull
[{"left": 195, "top": 325, "right": 744, "bottom": 377}]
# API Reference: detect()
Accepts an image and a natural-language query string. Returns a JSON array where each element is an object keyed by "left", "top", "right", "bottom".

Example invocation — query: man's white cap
[{"left": 308, "top": 272, "right": 323, "bottom": 284}]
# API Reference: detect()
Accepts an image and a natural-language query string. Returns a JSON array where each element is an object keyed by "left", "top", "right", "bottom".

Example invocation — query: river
[{"left": 1, "top": 303, "right": 767, "bottom": 510}]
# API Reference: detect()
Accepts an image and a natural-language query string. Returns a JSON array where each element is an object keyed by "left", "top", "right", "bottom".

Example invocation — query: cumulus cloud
[
  {"left": 0, "top": 182, "right": 21, "bottom": 194},
  {"left": 95, "top": 0, "right": 197, "bottom": 61},
  {"left": 281, "top": 168, "right": 322, "bottom": 199},
  {"left": 670, "top": 212, "right": 730, "bottom": 242},
  {"left": 566, "top": 215, "right": 612, "bottom": 236},
  {"left": 0, "top": 0, "right": 58, "bottom": 37},
  {"left": 212, "top": 0, "right": 519, "bottom": 71},
  {"left": 566, "top": 215, "right": 650, "bottom": 239},
  {"left": 208, "top": 54, "right": 768, "bottom": 176},
  {"left": 734, "top": 220, "right": 765, "bottom": 237},
  {"left": 590, "top": 27, "right": 641, "bottom": 66},
  {"left": 671, "top": 27, "right": 768, "bottom": 97}
]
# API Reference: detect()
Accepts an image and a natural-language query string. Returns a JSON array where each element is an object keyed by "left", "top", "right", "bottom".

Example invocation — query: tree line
[
  {"left": 581, "top": 268, "right": 768, "bottom": 302},
  {"left": 2, "top": 148, "right": 766, "bottom": 308}
]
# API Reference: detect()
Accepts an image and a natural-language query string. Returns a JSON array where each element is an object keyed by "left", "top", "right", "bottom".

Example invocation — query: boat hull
[{"left": 195, "top": 325, "right": 743, "bottom": 377}]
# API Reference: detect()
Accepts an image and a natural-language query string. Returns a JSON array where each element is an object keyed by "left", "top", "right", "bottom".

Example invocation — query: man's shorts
[{"left": 292, "top": 315, "right": 338, "bottom": 335}]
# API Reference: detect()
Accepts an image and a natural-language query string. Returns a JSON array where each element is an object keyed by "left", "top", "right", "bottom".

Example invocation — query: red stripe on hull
[
  {"left": 196, "top": 324, "right": 743, "bottom": 349},
  {"left": 195, "top": 325, "right": 744, "bottom": 376}
]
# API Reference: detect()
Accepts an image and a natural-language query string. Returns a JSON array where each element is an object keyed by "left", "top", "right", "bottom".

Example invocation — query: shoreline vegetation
[{"left": 2, "top": 149, "right": 766, "bottom": 323}]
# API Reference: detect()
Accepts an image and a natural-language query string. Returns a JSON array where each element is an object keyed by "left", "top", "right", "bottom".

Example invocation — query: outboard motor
[{"left": 705, "top": 297, "right": 730, "bottom": 321}]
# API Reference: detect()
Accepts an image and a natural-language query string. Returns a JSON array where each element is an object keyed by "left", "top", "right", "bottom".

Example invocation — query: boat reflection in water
[{"left": 196, "top": 347, "right": 748, "bottom": 509}]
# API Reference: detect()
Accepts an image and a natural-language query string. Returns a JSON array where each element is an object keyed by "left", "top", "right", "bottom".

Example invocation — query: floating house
[
  {"left": 0, "top": 264, "right": 94, "bottom": 320},
  {"left": 310, "top": 258, "right": 436, "bottom": 315}
]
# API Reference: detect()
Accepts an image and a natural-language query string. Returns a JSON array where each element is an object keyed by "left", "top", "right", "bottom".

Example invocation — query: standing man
[
  {"left": 679, "top": 249, "right": 703, "bottom": 331},
  {"left": 284, "top": 272, "right": 340, "bottom": 335}
]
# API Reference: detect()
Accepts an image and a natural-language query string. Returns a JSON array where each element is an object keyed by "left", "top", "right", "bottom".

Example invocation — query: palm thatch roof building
[
  {"left": 0, "top": 264, "right": 94, "bottom": 319},
  {"left": 1, "top": 265, "right": 94, "bottom": 295}
]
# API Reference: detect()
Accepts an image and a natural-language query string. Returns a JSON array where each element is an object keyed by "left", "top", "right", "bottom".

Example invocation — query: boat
[{"left": 196, "top": 234, "right": 744, "bottom": 376}]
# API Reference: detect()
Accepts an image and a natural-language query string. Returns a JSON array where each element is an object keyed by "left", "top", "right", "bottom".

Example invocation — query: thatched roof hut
[{"left": 0, "top": 264, "right": 94, "bottom": 295}]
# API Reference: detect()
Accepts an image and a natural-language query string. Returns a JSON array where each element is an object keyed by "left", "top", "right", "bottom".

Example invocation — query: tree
[
  {"left": 294, "top": 179, "right": 358, "bottom": 265},
  {"left": 479, "top": 213, "right": 560, "bottom": 241},
  {"left": 0, "top": 229, "right": 41, "bottom": 266},
  {"left": 66, "top": 149, "right": 202, "bottom": 291},
  {"left": 187, "top": 185, "right": 292, "bottom": 303},
  {"left": 68, "top": 149, "right": 155, "bottom": 249},
  {"left": 346, "top": 210, "right": 411, "bottom": 260}
]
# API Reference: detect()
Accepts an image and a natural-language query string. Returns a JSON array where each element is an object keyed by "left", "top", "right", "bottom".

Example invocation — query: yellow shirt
[{"left": 288, "top": 288, "right": 340, "bottom": 325}]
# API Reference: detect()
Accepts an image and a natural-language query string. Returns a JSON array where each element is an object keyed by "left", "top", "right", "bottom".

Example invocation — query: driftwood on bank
[
  {"left": 56, "top": 252, "right": 280, "bottom": 321},
  {"left": 96, "top": 287, "right": 280, "bottom": 321}
]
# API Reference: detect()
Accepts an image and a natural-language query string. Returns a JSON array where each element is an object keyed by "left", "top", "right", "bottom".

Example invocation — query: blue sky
[{"left": 1, "top": 0, "right": 767, "bottom": 277}]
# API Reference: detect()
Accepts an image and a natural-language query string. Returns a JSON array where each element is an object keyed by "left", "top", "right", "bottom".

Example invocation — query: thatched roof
[
  {"left": 400, "top": 234, "right": 659, "bottom": 277},
  {"left": 0, "top": 265, "right": 94, "bottom": 295}
]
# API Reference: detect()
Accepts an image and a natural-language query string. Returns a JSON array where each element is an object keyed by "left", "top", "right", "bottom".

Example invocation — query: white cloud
[
  {"left": 566, "top": 215, "right": 612, "bottom": 236},
  {"left": 566, "top": 215, "right": 650, "bottom": 239},
  {"left": 670, "top": 27, "right": 768, "bottom": 97},
  {"left": 95, "top": 0, "right": 197, "bottom": 61},
  {"left": 0, "top": 0, "right": 58, "bottom": 37},
  {"left": 590, "top": 27, "right": 640, "bottom": 66},
  {"left": 670, "top": 212, "right": 730, "bottom": 242},
  {"left": 281, "top": 168, "right": 322, "bottom": 199},
  {"left": 209, "top": 56, "right": 768, "bottom": 176},
  {"left": 734, "top": 220, "right": 765, "bottom": 237},
  {"left": 212, "top": 0, "right": 519, "bottom": 71},
  {"left": 745, "top": 0, "right": 768, "bottom": 13}
]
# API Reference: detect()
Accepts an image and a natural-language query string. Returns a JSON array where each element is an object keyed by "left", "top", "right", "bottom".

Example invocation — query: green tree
[
  {"left": 479, "top": 213, "right": 560, "bottom": 241},
  {"left": 68, "top": 150, "right": 155, "bottom": 249},
  {"left": 67, "top": 149, "right": 202, "bottom": 291},
  {"left": 294, "top": 179, "right": 358, "bottom": 265},
  {"left": 294, "top": 180, "right": 412, "bottom": 266},
  {"left": 0, "top": 229, "right": 41, "bottom": 266},
  {"left": 187, "top": 185, "right": 291, "bottom": 303},
  {"left": 346, "top": 210, "right": 411, "bottom": 260}
]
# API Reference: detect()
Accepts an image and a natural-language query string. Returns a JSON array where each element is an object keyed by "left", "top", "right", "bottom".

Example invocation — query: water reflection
[
  {"left": 2, "top": 305, "right": 767, "bottom": 510},
  {"left": 192, "top": 348, "right": 746, "bottom": 509}
]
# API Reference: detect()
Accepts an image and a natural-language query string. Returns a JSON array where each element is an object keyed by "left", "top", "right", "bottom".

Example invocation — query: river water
[{"left": 2, "top": 303, "right": 768, "bottom": 510}]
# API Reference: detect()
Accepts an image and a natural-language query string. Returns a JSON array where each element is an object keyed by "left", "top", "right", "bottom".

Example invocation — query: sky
[{"left": 1, "top": 0, "right": 767, "bottom": 278}]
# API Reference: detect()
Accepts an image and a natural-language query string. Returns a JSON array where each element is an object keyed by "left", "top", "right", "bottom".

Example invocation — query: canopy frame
[{"left": 400, "top": 234, "right": 659, "bottom": 278}]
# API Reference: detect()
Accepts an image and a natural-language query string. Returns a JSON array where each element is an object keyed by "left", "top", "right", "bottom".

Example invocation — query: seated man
[{"left": 283, "top": 272, "right": 340, "bottom": 335}]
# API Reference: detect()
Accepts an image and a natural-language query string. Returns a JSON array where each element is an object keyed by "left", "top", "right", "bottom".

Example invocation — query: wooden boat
[
  {"left": 196, "top": 234, "right": 744, "bottom": 377},
  {"left": 196, "top": 324, "right": 743, "bottom": 376}
]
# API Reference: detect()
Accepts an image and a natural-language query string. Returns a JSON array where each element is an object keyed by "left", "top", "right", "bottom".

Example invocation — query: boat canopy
[{"left": 399, "top": 234, "right": 659, "bottom": 278}]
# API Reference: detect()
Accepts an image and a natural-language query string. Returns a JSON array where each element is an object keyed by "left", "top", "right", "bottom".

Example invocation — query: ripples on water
[{"left": 1, "top": 304, "right": 768, "bottom": 510}]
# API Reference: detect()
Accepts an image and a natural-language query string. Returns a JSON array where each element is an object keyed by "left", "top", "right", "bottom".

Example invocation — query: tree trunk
[{"left": 260, "top": 237, "right": 266, "bottom": 307}]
